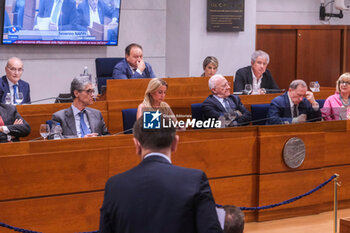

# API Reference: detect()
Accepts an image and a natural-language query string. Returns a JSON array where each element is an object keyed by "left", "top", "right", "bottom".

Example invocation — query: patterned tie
[
  {"left": 79, "top": 110, "right": 91, "bottom": 138},
  {"left": 293, "top": 104, "right": 298, "bottom": 118},
  {"left": 13, "top": 84, "right": 18, "bottom": 104},
  {"left": 223, "top": 98, "right": 231, "bottom": 112},
  {"left": 51, "top": 0, "right": 62, "bottom": 25}
]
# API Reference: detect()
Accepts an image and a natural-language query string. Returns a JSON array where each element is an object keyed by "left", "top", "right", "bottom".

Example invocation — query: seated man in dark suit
[
  {"left": 0, "top": 103, "right": 31, "bottom": 143},
  {"left": 112, "top": 43, "right": 156, "bottom": 79},
  {"left": 0, "top": 57, "right": 31, "bottom": 104},
  {"left": 266, "top": 79, "right": 321, "bottom": 125},
  {"left": 202, "top": 74, "right": 251, "bottom": 127},
  {"left": 99, "top": 117, "right": 222, "bottom": 233},
  {"left": 234, "top": 50, "right": 279, "bottom": 94},
  {"left": 76, "top": 0, "right": 119, "bottom": 31},
  {"left": 216, "top": 205, "right": 245, "bottom": 233},
  {"left": 52, "top": 77, "right": 109, "bottom": 138}
]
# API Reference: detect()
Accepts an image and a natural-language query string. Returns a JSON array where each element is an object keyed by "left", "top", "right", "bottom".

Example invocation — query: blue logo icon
[{"left": 143, "top": 110, "right": 162, "bottom": 129}]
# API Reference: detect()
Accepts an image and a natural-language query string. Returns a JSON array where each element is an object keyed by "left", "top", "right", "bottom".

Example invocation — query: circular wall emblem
[{"left": 282, "top": 137, "right": 306, "bottom": 169}]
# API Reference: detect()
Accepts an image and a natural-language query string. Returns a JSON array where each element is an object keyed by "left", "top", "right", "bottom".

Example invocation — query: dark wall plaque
[{"left": 207, "top": 0, "right": 244, "bottom": 32}]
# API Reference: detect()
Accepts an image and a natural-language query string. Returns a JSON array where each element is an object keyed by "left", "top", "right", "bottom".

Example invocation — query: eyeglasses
[
  {"left": 220, "top": 82, "right": 231, "bottom": 88},
  {"left": 340, "top": 81, "right": 350, "bottom": 86},
  {"left": 7, "top": 66, "right": 24, "bottom": 73},
  {"left": 81, "top": 89, "right": 95, "bottom": 95}
]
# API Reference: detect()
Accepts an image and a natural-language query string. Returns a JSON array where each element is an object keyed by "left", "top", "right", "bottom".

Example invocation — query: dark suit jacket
[
  {"left": 202, "top": 94, "right": 251, "bottom": 125},
  {"left": 51, "top": 106, "right": 109, "bottom": 137},
  {"left": 0, "top": 104, "right": 31, "bottom": 142},
  {"left": 99, "top": 155, "right": 222, "bottom": 233},
  {"left": 0, "top": 76, "right": 31, "bottom": 104},
  {"left": 77, "top": 0, "right": 118, "bottom": 31},
  {"left": 234, "top": 66, "right": 280, "bottom": 93},
  {"left": 266, "top": 92, "right": 322, "bottom": 125},
  {"left": 112, "top": 59, "right": 156, "bottom": 79},
  {"left": 37, "top": 0, "right": 77, "bottom": 30}
]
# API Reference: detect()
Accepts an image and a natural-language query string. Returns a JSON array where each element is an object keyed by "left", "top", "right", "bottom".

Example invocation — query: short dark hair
[
  {"left": 70, "top": 77, "right": 91, "bottom": 99},
  {"left": 125, "top": 43, "right": 143, "bottom": 56},
  {"left": 133, "top": 117, "right": 176, "bottom": 150},
  {"left": 223, "top": 205, "right": 244, "bottom": 233}
]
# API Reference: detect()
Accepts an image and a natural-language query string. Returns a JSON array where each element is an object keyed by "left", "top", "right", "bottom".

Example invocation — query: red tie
[{"left": 0, "top": 115, "right": 4, "bottom": 126}]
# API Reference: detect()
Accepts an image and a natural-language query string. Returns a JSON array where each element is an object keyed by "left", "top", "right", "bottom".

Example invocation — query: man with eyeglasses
[
  {"left": 51, "top": 77, "right": 109, "bottom": 138},
  {"left": 266, "top": 79, "right": 321, "bottom": 125},
  {"left": 202, "top": 74, "right": 251, "bottom": 127},
  {"left": 0, "top": 57, "right": 31, "bottom": 104}
]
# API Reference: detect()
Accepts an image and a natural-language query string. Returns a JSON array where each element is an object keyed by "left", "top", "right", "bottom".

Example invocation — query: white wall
[{"left": 257, "top": 0, "right": 350, "bottom": 24}]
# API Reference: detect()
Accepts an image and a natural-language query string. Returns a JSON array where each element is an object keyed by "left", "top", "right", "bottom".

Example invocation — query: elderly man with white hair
[{"left": 202, "top": 74, "right": 251, "bottom": 127}]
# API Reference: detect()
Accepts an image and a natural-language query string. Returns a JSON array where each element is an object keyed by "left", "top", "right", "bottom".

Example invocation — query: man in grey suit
[{"left": 51, "top": 78, "right": 109, "bottom": 138}]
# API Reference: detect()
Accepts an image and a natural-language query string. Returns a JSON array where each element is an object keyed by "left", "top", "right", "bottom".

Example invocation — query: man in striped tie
[{"left": 51, "top": 77, "right": 109, "bottom": 138}]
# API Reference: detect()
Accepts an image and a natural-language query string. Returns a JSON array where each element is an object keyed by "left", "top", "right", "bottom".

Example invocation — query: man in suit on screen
[
  {"left": 0, "top": 57, "right": 31, "bottom": 105},
  {"left": 99, "top": 117, "right": 222, "bottom": 233},
  {"left": 35, "top": 0, "right": 78, "bottom": 31},
  {"left": 51, "top": 77, "right": 109, "bottom": 138}
]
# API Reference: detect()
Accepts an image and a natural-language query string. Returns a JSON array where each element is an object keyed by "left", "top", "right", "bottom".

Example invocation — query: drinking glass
[
  {"left": 15, "top": 92, "right": 24, "bottom": 105},
  {"left": 309, "top": 82, "right": 316, "bottom": 92},
  {"left": 5, "top": 93, "right": 11, "bottom": 104},
  {"left": 39, "top": 124, "right": 50, "bottom": 140},
  {"left": 244, "top": 84, "right": 252, "bottom": 95}
]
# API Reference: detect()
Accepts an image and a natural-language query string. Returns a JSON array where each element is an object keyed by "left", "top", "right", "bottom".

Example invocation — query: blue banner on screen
[{"left": 1, "top": 0, "right": 121, "bottom": 45}]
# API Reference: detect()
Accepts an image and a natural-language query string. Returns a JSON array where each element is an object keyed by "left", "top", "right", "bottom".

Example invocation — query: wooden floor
[{"left": 245, "top": 208, "right": 350, "bottom": 233}]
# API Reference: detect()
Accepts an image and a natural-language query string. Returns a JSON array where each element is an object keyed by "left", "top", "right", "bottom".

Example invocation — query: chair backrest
[
  {"left": 251, "top": 103, "right": 270, "bottom": 125},
  {"left": 316, "top": 99, "right": 325, "bottom": 108},
  {"left": 55, "top": 93, "right": 73, "bottom": 103},
  {"left": 191, "top": 103, "right": 203, "bottom": 121},
  {"left": 122, "top": 108, "right": 137, "bottom": 134},
  {"left": 95, "top": 57, "right": 124, "bottom": 93}
]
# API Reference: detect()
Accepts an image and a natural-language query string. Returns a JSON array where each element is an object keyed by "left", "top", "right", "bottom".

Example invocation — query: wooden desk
[
  {"left": 1, "top": 121, "right": 350, "bottom": 232},
  {"left": 340, "top": 217, "right": 350, "bottom": 233}
]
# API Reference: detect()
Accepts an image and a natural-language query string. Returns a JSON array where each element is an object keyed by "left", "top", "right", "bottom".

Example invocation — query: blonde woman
[
  {"left": 322, "top": 72, "right": 350, "bottom": 121},
  {"left": 201, "top": 56, "right": 219, "bottom": 77},
  {"left": 136, "top": 78, "right": 175, "bottom": 120}
]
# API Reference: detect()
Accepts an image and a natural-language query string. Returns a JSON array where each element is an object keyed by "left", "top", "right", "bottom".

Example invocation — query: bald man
[{"left": 0, "top": 57, "right": 31, "bottom": 104}]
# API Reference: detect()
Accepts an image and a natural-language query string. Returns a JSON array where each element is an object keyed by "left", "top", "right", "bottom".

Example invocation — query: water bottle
[
  {"left": 53, "top": 123, "right": 63, "bottom": 140},
  {"left": 5, "top": 93, "right": 11, "bottom": 104},
  {"left": 83, "top": 66, "right": 88, "bottom": 76},
  {"left": 315, "top": 81, "right": 320, "bottom": 92}
]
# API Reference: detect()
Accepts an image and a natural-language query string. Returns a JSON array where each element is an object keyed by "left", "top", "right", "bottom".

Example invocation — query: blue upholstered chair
[
  {"left": 191, "top": 103, "right": 203, "bottom": 121},
  {"left": 250, "top": 104, "right": 270, "bottom": 125},
  {"left": 122, "top": 108, "right": 137, "bottom": 134},
  {"left": 95, "top": 57, "right": 123, "bottom": 93}
]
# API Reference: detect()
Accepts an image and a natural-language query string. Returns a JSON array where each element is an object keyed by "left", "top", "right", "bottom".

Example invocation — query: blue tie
[
  {"left": 223, "top": 98, "right": 231, "bottom": 112},
  {"left": 13, "top": 84, "right": 18, "bottom": 104},
  {"left": 79, "top": 110, "right": 91, "bottom": 137},
  {"left": 51, "top": 0, "right": 62, "bottom": 25}
]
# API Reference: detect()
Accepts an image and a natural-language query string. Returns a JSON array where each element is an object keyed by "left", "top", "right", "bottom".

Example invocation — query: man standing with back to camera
[
  {"left": 99, "top": 117, "right": 222, "bottom": 233},
  {"left": 112, "top": 43, "right": 156, "bottom": 79}
]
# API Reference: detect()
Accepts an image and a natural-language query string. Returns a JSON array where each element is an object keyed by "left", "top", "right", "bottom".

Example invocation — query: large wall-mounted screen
[{"left": 1, "top": 0, "right": 121, "bottom": 45}]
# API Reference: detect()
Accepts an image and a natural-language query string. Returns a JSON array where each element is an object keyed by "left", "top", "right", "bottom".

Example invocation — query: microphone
[
  {"left": 30, "top": 97, "right": 57, "bottom": 104},
  {"left": 112, "top": 128, "right": 133, "bottom": 136}
]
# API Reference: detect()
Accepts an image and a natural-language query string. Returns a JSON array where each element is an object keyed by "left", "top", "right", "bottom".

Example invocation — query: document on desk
[{"left": 36, "top": 17, "right": 50, "bottom": 30}]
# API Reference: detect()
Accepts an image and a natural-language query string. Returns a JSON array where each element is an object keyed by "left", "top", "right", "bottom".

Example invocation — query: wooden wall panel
[
  {"left": 297, "top": 29, "right": 341, "bottom": 87},
  {"left": 0, "top": 149, "right": 109, "bottom": 200},
  {"left": 257, "top": 169, "right": 326, "bottom": 221},
  {"left": 256, "top": 29, "right": 297, "bottom": 90},
  {"left": 0, "top": 192, "right": 103, "bottom": 233}
]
